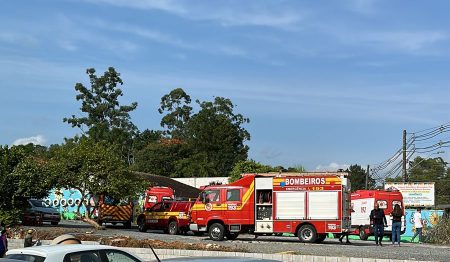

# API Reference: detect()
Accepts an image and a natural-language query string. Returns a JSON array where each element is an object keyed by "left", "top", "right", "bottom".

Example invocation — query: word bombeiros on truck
[{"left": 189, "top": 172, "right": 351, "bottom": 242}]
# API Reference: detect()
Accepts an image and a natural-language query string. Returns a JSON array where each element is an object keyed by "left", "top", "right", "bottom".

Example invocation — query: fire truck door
[{"left": 225, "top": 188, "right": 242, "bottom": 224}]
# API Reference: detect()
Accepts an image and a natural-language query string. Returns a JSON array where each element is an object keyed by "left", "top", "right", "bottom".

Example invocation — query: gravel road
[{"left": 31, "top": 221, "right": 450, "bottom": 261}]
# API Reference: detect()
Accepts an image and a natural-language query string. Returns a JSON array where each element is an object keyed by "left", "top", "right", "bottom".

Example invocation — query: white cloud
[
  {"left": 83, "top": 0, "right": 304, "bottom": 29},
  {"left": 330, "top": 28, "right": 448, "bottom": 53},
  {"left": 13, "top": 135, "right": 47, "bottom": 146},
  {"left": 315, "top": 162, "right": 350, "bottom": 172}
]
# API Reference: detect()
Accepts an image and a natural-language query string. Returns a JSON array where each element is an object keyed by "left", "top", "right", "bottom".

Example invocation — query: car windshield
[
  {"left": 29, "top": 199, "right": 45, "bottom": 207},
  {"left": 6, "top": 254, "right": 46, "bottom": 262}
]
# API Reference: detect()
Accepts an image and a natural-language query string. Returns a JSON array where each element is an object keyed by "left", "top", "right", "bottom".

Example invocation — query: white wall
[{"left": 173, "top": 177, "right": 229, "bottom": 188}]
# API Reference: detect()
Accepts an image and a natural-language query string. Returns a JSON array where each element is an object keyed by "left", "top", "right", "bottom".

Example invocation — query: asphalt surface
[{"left": 32, "top": 220, "right": 450, "bottom": 261}]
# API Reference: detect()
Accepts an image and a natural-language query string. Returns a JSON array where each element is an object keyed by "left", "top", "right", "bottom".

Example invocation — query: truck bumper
[{"left": 190, "top": 224, "right": 207, "bottom": 232}]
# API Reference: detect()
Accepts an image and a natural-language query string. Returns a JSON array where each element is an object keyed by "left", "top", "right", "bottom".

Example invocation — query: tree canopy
[
  {"left": 346, "top": 164, "right": 376, "bottom": 191},
  {"left": 63, "top": 67, "right": 138, "bottom": 164}
]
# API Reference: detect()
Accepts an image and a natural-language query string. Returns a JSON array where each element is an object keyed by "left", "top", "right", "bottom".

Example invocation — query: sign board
[{"left": 384, "top": 182, "right": 435, "bottom": 207}]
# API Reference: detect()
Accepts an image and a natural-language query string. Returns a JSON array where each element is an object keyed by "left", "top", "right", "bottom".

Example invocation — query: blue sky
[{"left": 1, "top": 0, "right": 450, "bottom": 175}]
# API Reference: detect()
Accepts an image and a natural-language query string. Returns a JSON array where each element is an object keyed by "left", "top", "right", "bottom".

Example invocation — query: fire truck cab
[
  {"left": 144, "top": 186, "right": 174, "bottom": 210},
  {"left": 351, "top": 189, "right": 405, "bottom": 240},
  {"left": 189, "top": 172, "right": 351, "bottom": 242}
]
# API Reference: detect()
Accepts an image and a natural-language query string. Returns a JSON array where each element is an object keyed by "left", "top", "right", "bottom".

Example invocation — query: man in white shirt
[{"left": 411, "top": 208, "right": 423, "bottom": 243}]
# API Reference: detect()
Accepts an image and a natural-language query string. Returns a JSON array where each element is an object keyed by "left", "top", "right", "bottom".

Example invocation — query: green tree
[
  {"left": 158, "top": 88, "right": 192, "bottom": 138},
  {"left": 408, "top": 156, "right": 449, "bottom": 205},
  {"left": 132, "top": 139, "right": 186, "bottom": 177},
  {"left": 51, "top": 138, "right": 145, "bottom": 220},
  {"left": 346, "top": 164, "right": 375, "bottom": 191},
  {"left": 63, "top": 67, "right": 138, "bottom": 164},
  {"left": 229, "top": 160, "right": 274, "bottom": 182},
  {"left": 0, "top": 145, "right": 56, "bottom": 224},
  {"left": 182, "top": 97, "right": 250, "bottom": 177}
]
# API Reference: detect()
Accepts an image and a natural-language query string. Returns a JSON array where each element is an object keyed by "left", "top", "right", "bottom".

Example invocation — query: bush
[
  {"left": 424, "top": 214, "right": 450, "bottom": 244},
  {"left": 0, "top": 209, "right": 23, "bottom": 226}
]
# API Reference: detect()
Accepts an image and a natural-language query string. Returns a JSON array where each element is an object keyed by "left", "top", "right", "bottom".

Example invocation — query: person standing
[
  {"left": 0, "top": 229, "right": 7, "bottom": 257},
  {"left": 411, "top": 208, "right": 424, "bottom": 243},
  {"left": 24, "top": 229, "right": 35, "bottom": 247},
  {"left": 370, "top": 203, "right": 387, "bottom": 246},
  {"left": 390, "top": 204, "right": 402, "bottom": 246}
]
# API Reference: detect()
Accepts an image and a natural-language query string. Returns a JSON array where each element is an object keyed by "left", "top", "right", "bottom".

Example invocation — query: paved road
[{"left": 34, "top": 221, "right": 450, "bottom": 261}]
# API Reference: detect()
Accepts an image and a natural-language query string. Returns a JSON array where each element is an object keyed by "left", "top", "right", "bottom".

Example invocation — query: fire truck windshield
[{"left": 200, "top": 190, "right": 220, "bottom": 203}]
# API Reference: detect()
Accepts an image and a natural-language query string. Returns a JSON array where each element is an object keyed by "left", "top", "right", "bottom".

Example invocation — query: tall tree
[
  {"left": 158, "top": 88, "right": 192, "bottom": 138},
  {"left": 183, "top": 97, "right": 250, "bottom": 177},
  {"left": 346, "top": 164, "right": 375, "bottom": 191},
  {"left": 63, "top": 67, "right": 138, "bottom": 164}
]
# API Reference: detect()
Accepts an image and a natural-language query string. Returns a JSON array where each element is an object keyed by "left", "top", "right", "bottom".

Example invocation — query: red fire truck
[
  {"left": 137, "top": 200, "right": 193, "bottom": 235},
  {"left": 143, "top": 187, "right": 174, "bottom": 210},
  {"left": 351, "top": 189, "right": 405, "bottom": 240},
  {"left": 189, "top": 172, "right": 351, "bottom": 242}
]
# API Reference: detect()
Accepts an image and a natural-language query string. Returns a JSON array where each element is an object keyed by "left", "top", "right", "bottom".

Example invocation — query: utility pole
[
  {"left": 365, "top": 165, "right": 370, "bottom": 189},
  {"left": 402, "top": 129, "right": 407, "bottom": 182}
]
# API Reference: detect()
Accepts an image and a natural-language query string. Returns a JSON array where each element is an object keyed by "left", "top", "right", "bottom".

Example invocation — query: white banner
[{"left": 384, "top": 182, "right": 435, "bottom": 207}]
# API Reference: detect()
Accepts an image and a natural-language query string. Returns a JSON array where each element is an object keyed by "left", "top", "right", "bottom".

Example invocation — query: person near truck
[
  {"left": 411, "top": 208, "right": 424, "bottom": 243},
  {"left": 370, "top": 203, "right": 387, "bottom": 246},
  {"left": 390, "top": 204, "right": 402, "bottom": 246}
]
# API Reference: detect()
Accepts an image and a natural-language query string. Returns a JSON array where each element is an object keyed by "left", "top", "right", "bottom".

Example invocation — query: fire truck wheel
[
  {"left": 226, "top": 232, "right": 239, "bottom": 240},
  {"left": 297, "top": 224, "right": 317, "bottom": 243},
  {"left": 123, "top": 221, "right": 132, "bottom": 229},
  {"left": 138, "top": 218, "right": 147, "bottom": 232},
  {"left": 168, "top": 221, "right": 179, "bottom": 235},
  {"left": 315, "top": 234, "right": 326, "bottom": 243},
  {"left": 209, "top": 223, "right": 225, "bottom": 241},
  {"left": 359, "top": 226, "right": 369, "bottom": 240}
]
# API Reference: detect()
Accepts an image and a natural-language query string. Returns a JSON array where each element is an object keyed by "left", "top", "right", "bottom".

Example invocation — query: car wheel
[
  {"left": 297, "top": 224, "right": 317, "bottom": 243},
  {"left": 138, "top": 217, "right": 147, "bottom": 232},
  {"left": 359, "top": 226, "right": 369, "bottom": 240},
  {"left": 209, "top": 223, "right": 225, "bottom": 241},
  {"left": 168, "top": 221, "right": 179, "bottom": 235}
]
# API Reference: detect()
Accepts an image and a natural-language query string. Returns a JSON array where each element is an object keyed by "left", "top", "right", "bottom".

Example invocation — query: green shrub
[
  {"left": 0, "top": 209, "right": 23, "bottom": 226},
  {"left": 424, "top": 215, "right": 450, "bottom": 244}
]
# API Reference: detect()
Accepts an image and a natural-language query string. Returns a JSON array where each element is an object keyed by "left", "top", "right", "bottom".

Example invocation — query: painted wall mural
[
  {"left": 403, "top": 208, "right": 444, "bottom": 237},
  {"left": 44, "top": 188, "right": 145, "bottom": 221},
  {"left": 43, "top": 188, "right": 96, "bottom": 220}
]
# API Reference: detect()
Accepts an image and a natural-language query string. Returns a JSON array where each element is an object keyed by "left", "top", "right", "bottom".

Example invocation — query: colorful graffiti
[
  {"left": 404, "top": 208, "right": 444, "bottom": 237},
  {"left": 43, "top": 188, "right": 95, "bottom": 220},
  {"left": 44, "top": 188, "right": 145, "bottom": 221}
]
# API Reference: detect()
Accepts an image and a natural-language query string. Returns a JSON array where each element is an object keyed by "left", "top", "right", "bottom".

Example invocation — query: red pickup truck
[{"left": 137, "top": 201, "right": 193, "bottom": 235}]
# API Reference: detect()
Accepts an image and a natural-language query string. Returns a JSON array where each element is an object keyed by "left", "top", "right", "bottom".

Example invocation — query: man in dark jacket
[{"left": 370, "top": 203, "right": 387, "bottom": 246}]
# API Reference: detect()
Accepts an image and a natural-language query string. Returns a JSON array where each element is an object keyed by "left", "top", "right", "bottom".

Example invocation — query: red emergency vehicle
[
  {"left": 189, "top": 172, "right": 351, "bottom": 242},
  {"left": 144, "top": 187, "right": 174, "bottom": 210},
  {"left": 137, "top": 200, "right": 193, "bottom": 235},
  {"left": 350, "top": 189, "right": 405, "bottom": 240}
]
